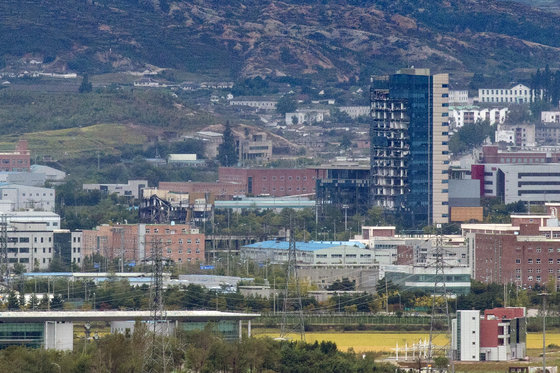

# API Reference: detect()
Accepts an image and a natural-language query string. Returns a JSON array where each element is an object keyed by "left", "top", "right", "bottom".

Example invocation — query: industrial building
[
  {"left": 370, "top": 68, "right": 450, "bottom": 225},
  {"left": 0, "top": 310, "right": 260, "bottom": 350},
  {"left": 241, "top": 240, "right": 378, "bottom": 292}
]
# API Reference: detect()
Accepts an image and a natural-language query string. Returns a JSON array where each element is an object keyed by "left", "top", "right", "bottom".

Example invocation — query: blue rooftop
[{"left": 243, "top": 240, "right": 365, "bottom": 252}]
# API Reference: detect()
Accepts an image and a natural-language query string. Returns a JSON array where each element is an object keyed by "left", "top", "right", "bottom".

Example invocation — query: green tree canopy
[
  {"left": 276, "top": 95, "right": 297, "bottom": 115},
  {"left": 217, "top": 121, "right": 238, "bottom": 166}
]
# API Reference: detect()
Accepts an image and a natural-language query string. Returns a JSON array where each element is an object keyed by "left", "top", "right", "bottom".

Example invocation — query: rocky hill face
[{"left": 2, "top": 0, "right": 560, "bottom": 81}]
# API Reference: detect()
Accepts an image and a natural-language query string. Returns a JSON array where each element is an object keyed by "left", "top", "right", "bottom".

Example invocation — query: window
[
  {"left": 515, "top": 259, "right": 521, "bottom": 264},
  {"left": 528, "top": 269, "right": 533, "bottom": 273},
  {"left": 536, "top": 248, "right": 542, "bottom": 253},
  {"left": 536, "top": 258, "right": 541, "bottom": 264},
  {"left": 549, "top": 259, "right": 554, "bottom": 264},
  {"left": 537, "top": 276, "right": 541, "bottom": 282},
  {"left": 528, "top": 259, "right": 533, "bottom": 264}
]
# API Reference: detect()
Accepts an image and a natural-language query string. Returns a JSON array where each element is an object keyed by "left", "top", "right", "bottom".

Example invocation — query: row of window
[
  {"left": 166, "top": 248, "right": 200, "bottom": 255},
  {"left": 481, "top": 89, "right": 528, "bottom": 95},
  {"left": 315, "top": 254, "right": 371, "bottom": 259},
  {"left": 261, "top": 176, "right": 314, "bottom": 181},
  {"left": 145, "top": 228, "right": 191, "bottom": 234}
]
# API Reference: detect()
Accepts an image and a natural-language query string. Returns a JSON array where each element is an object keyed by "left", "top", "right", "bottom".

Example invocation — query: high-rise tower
[{"left": 370, "top": 68, "right": 449, "bottom": 226}]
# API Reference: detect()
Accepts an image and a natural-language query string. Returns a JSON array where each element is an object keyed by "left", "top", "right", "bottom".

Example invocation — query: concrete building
[
  {"left": 495, "top": 123, "right": 535, "bottom": 147},
  {"left": 370, "top": 68, "right": 449, "bottom": 225},
  {"left": 0, "top": 184, "right": 55, "bottom": 212},
  {"left": 542, "top": 111, "right": 560, "bottom": 124},
  {"left": 338, "top": 106, "right": 370, "bottom": 119},
  {"left": 218, "top": 167, "right": 317, "bottom": 197},
  {"left": 285, "top": 109, "right": 329, "bottom": 125},
  {"left": 159, "top": 181, "right": 246, "bottom": 200},
  {"left": 449, "top": 90, "right": 470, "bottom": 105},
  {"left": 236, "top": 132, "right": 273, "bottom": 164},
  {"left": 7, "top": 222, "right": 54, "bottom": 271},
  {"left": 229, "top": 98, "right": 277, "bottom": 110},
  {"left": 83, "top": 180, "right": 148, "bottom": 199},
  {"left": 478, "top": 84, "right": 534, "bottom": 104},
  {"left": 167, "top": 154, "right": 204, "bottom": 166},
  {"left": 241, "top": 240, "right": 378, "bottom": 292},
  {"left": 192, "top": 131, "right": 223, "bottom": 159},
  {"left": 385, "top": 265, "right": 471, "bottom": 295},
  {"left": 451, "top": 107, "right": 508, "bottom": 128},
  {"left": 30, "top": 165, "right": 66, "bottom": 184},
  {"left": 452, "top": 310, "right": 480, "bottom": 361}
]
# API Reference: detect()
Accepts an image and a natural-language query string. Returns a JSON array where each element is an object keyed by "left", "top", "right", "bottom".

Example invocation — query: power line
[{"left": 280, "top": 218, "right": 305, "bottom": 341}]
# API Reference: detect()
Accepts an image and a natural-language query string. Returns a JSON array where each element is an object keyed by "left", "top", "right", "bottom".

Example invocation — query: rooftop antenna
[
  {"left": 428, "top": 224, "right": 454, "bottom": 372},
  {"left": 280, "top": 216, "right": 305, "bottom": 341}
]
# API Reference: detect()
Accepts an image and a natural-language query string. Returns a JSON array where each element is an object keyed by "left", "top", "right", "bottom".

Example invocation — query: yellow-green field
[
  {"left": 0, "top": 123, "right": 147, "bottom": 159},
  {"left": 255, "top": 330, "right": 560, "bottom": 353}
]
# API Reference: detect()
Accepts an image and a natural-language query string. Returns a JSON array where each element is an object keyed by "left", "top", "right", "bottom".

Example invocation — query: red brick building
[
  {"left": 462, "top": 203, "right": 560, "bottom": 287},
  {"left": 0, "top": 140, "right": 31, "bottom": 172},
  {"left": 218, "top": 167, "right": 318, "bottom": 196},
  {"left": 82, "top": 223, "right": 205, "bottom": 265}
]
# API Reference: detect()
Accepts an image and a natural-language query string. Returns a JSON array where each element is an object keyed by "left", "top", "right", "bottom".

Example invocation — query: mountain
[{"left": 2, "top": 0, "right": 560, "bottom": 81}]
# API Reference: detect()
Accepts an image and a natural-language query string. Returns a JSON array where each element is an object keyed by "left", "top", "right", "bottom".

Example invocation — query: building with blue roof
[{"left": 241, "top": 240, "right": 378, "bottom": 292}]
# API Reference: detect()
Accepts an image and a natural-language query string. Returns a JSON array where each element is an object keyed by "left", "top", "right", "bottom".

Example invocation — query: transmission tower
[
  {"left": 144, "top": 237, "right": 171, "bottom": 373},
  {"left": 428, "top": 226, "right": 454, "bottom": 372},
  {"left": 280, "top": 221, "right": 305, "bottom": 341}
]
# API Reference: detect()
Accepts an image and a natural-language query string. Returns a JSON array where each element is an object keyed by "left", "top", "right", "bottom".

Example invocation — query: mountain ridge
[{"left": 2, "top": 0, "right": 560, "bottom": 81}]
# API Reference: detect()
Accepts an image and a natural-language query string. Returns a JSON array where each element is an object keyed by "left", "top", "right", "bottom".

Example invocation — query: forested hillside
[{"left": 2, "top": 0, "right": 560, "bottom": 81}]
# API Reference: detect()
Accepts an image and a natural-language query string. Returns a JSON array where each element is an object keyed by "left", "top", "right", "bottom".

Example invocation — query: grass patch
[{"left": 0, "top": 123, "right": 147, "bottom": 160}]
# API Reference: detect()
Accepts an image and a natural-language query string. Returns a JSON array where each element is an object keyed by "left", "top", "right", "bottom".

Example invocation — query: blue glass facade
[{"left": 389, "top": 73, "right": 434, "bottom": 226}]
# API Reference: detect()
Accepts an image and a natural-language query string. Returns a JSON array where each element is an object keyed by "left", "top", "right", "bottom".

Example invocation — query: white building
[
  {"left": 0, "top": 184, "right": 55, "bottom": 212},
  {"left": 541, "top": 111, "right": 560, "bottom": 124},
  {"left": 83, "top": 180, "right": 148, "bottom": 199},
  {"left": 5, "top": 211, "right": 61, "bottom": 231},
  {"left": 338, "top": 106, "right": 370, "bottom": 119},
  {"left": 451, "top": 107, "right": 508, "bottom": 128},
  {"left": 449, "top": 90, "right": 469, "bottom": 105},
  {"left": 285, "top": 109, "right": 329, "bottom": 125},
  {"left": 478, "top": 84, "right": 536, "bottom": 104},
  {"left": 7, "top": 222, "right": 54, "bottom": 271},
  {"left": 452, "top": 310, "right": 480, "bottom": 361},
  {"left": 475, "top": 163, "right": 560, "bottom": 204},
  {"left": 229, "top": 98, "right": 277, "bottom": 110}
]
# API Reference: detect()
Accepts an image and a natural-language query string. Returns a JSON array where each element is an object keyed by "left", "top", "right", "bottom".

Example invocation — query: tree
[
  {"left": 79, "top": 74, "right": 93, "bottom": 93},
  {"left": 7, "top": 291, "right": 19, "bottom": 310},
  {"left": 276, "top": 95, "right": 297, "bottom": 115},
  {"left": 340, "top": 133, "right": 352, "bottom": 149},
  {"left": 50, "top": 294, "right": 64, "bottom": 310},
  {"left": 217, "top": 121, "right": 238, "bottom": 166}
]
